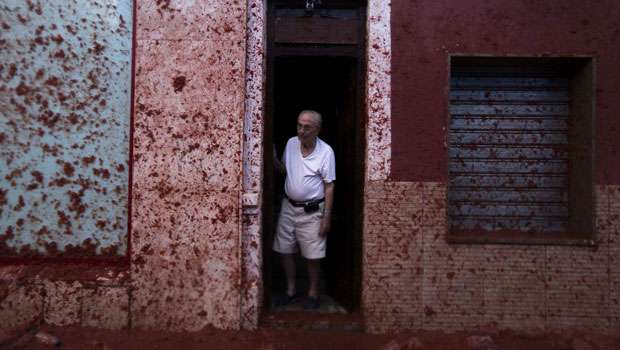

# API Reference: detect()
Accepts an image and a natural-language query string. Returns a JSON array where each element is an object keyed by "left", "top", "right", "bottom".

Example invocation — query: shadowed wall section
[{"left": 130, "top": 1, "right": 247, "bottom": 330}]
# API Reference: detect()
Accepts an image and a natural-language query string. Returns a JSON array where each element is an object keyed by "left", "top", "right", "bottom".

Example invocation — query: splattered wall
[{"left": 0, "top": 0, "right": 132, "bottom": 257}]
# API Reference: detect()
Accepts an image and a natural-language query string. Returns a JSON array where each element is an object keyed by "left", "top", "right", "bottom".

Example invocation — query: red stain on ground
[{"left": 3, "top": 325, "right": 618, "bottom": 350}]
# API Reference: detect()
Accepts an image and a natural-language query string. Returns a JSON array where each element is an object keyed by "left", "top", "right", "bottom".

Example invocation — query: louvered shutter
[{"left": 449, "top": 66, "right": 570, "bottom": 234}]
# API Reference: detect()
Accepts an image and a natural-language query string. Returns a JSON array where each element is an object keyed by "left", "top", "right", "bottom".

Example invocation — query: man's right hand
[
  {"left": 273, "top": 144, "right": 286, "bottom": 175},
  {"left": 319, "top": 214, "right": 331, "bottom": 237}
]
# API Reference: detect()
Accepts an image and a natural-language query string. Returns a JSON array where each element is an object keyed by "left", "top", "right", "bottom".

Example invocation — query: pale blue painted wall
[{"left": 0, "top": 0, "right": 132, "bottom": 256}]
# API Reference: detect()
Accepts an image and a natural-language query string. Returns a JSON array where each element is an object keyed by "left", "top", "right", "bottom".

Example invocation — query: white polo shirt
[{"left": 282, "top": 136, "right": 335, "bottom": 202}]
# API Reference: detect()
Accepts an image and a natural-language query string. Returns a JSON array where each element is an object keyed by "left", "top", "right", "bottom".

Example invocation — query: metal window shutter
[{"left": 449, "top": 66, "right": 570, "bottom": 234}]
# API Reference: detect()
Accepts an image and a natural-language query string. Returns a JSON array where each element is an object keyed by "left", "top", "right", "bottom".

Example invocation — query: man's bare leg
[
  {"left": 307, "top": 259, "right": 321, "bottom": 298},
  {"left": 281, "top": 253, "right": 296, "bottom": 296}
]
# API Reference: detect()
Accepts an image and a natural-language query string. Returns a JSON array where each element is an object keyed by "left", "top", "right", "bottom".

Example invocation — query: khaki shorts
[{"left": 273, "top": 198, "right": 326, "bottom": 259}]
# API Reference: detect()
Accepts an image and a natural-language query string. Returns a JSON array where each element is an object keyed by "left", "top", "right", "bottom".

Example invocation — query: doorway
[{"left": 262, "top": 1, "right": 366, "bottom": 315}]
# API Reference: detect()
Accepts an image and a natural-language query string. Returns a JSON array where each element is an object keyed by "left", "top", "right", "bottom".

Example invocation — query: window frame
[{"left": 446, "top": 55, "right": 596, "bottom": 246}]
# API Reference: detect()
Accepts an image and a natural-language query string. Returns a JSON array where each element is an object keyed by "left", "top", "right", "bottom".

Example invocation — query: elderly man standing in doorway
[{"left": 273, "top": 109, "right": 335, "bottom": 310}]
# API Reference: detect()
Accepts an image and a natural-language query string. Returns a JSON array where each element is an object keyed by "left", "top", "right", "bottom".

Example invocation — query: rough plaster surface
[
  {"left": 366, "top": 0, "right": 391, "bottom": 181},
  {"left": 363, "top": 182, "right": 619, "bottom": 333},
  {"left": 0, "top": 266, "right": 129, "bottom": 330},
  {"left": 0, "top": 284, "right": 43, "bottom": 330},
  {"left": 82, "top": 287, "right": 129, "bottom": 330},
  {"left": 131, "top": 0, "right": 246, "bottom": 331},
  {"left": 0, "top": 0, "right": 132, "bottom": 257},
  {"left": 44, "top": 280, "right": 82, "bottom": 326},
  {"left": 130, "top": 186, "right": 242, "bottom": 331}
]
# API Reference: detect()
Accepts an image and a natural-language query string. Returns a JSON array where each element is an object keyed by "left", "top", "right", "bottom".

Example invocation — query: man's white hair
[{"left": 299, "top": 110, "right": 322, "bottom": 127}]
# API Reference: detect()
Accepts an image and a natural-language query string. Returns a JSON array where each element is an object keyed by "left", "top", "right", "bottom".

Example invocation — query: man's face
[{"left": 297, "top": 113, "right": 320, "bottom": 143}]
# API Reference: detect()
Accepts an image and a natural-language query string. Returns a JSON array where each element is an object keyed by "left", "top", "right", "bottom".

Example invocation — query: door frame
[
  {"left": 240, "top": 0, "right": 392, "bottom": 330},
  {"left": 263, "top": 0, "right": 367, "bottom": 313}
]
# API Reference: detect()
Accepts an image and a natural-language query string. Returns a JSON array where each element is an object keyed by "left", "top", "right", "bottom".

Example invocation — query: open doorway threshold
[
  {"left": 261, "top": 304, "right": 364, "bottom": 332},
  {"left": 271, "top": 293, "right": 347, "bottom": 314},
  {"left": 262, "top": 270, "right": 363, "bottom": 331}
]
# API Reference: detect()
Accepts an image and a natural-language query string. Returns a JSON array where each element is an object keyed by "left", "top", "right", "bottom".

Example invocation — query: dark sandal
[
  {"left": 275, "top": 292, "right": 303, "bottom": 307},
  {"left": 303, "top": 296, "right": 320, "bottom": 310}
]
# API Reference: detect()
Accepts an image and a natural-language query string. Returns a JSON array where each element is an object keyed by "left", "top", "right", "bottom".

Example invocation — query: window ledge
[{"left": 447, "top": 230, "right": 596, "bottom": 246}]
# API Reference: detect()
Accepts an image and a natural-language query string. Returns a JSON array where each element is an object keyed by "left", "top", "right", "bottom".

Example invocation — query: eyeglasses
[{"left": 297, "top": 123, "right": 318, "bottom": 131}]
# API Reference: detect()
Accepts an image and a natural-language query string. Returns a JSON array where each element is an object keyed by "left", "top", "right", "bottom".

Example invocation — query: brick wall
[{"left": 363, "top": 181, "right": 620, "bottom": 333}]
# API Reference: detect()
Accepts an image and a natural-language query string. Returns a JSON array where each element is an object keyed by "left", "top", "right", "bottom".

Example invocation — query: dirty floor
[{"left": 3, "top": 323, "right": 619, "bottom": 350}]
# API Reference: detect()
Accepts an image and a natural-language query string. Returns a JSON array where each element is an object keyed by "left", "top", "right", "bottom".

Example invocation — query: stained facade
[
  {"left": 1, "top": 0, "right": 132, "bottom": 257},
  {"left": 1, "top": 0, "right": 619, "bottom": 334}
]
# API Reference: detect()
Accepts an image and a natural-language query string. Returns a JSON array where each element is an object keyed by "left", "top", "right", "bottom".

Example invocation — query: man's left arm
[{"left": 320, "top": 181, "right": 334, "bottom": 237}]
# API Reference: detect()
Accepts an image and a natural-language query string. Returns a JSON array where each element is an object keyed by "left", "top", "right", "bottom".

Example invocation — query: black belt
[{"left": 285, "top": 195, "right": 324, "bottom": 207}]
